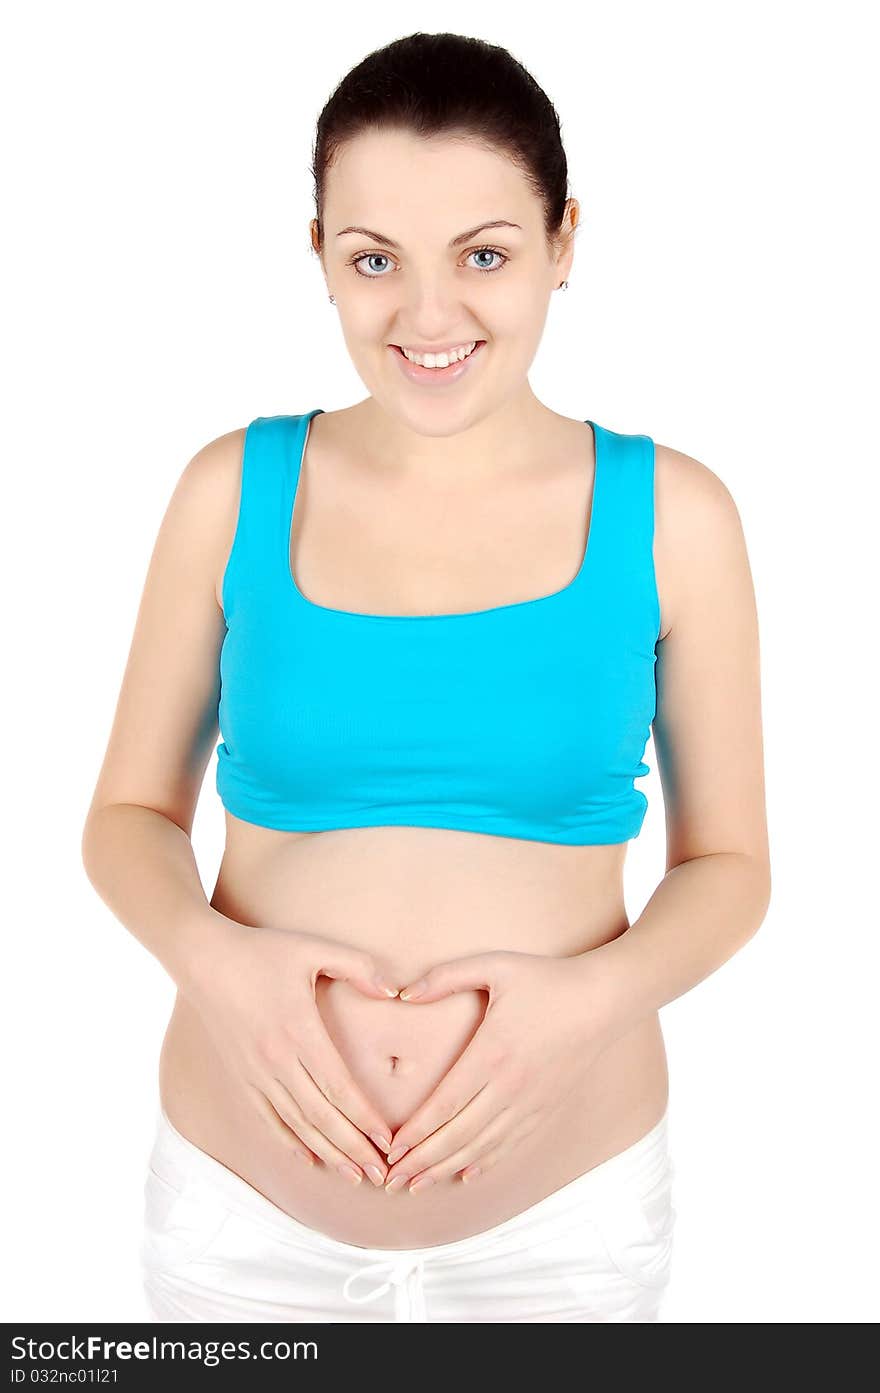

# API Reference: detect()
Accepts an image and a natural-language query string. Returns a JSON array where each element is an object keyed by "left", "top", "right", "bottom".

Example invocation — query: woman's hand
[
  {"left": 382, "top": 950, "right": 615, "bottom": 1192},
  {"left": 181, "top": 921, "right": 402, "bottom": 1187}
]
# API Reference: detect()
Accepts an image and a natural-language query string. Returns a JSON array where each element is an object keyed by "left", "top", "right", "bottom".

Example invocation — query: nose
[{"left": 395, "top": 276, "right": 476, "bottom": 339}]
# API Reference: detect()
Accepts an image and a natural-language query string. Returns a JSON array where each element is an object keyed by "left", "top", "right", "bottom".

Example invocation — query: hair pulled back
[{"left": 310, "top": 32, "right": 572, "bottom": 257}]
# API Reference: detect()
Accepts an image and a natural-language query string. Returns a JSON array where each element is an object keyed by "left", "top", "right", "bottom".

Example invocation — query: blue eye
[
  {"left": 352, "top": 252, "right": 394, "bottom": 277},
  {"left": 349, "top": 246, "right": 509, "bottom": 278},
  {"left": 468, "top": 247, "right": 508, "bottom": 274}
]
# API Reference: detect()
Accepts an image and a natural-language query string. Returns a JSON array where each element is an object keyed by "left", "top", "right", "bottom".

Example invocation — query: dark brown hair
[{"left": 310, "top": 32, "right": 572, "bottom": 258}]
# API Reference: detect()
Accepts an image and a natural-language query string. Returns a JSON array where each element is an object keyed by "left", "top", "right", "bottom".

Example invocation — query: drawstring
[{"left": 342, "top": 1254, "right": 428, "bottom": 1321}]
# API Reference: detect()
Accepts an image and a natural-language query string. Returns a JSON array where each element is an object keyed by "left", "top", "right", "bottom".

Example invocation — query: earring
[
  {"left": 328, "top": 294, "right": 336, "bottom": 304},
  {"left": 558, "top": 280, "right": 569, "bottom": 291}
]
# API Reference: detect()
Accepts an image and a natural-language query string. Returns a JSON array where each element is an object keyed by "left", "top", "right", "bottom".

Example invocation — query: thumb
[
  {"left": 399, "top": 953, "right": 501, "bottom": 1003},
  {"left": 312, "top": 948, "right": 401, "bottom": 1001}
]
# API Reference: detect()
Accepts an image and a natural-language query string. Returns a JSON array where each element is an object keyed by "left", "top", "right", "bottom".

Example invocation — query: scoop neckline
[{"left": 283, "top": 410, "right": 602, "bottom": 622}]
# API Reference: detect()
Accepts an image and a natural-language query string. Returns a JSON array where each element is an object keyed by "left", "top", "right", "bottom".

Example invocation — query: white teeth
[{"left": 401, "top": 341, "right": 477, "bottom": 368}]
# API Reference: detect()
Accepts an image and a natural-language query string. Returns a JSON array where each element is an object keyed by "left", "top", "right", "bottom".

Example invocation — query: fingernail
[
  {"left": 461, "top": 1166, "right": 482, "bottom": 1184},
  {"left": 408, "top": 1174, "right": 435, "bottom": 1193},
  {"left": 370, "top": 1132, "right": 392, "bottom": 1152},
  {"left": 338, "top": 1163, "right": 363, "bottom": 1185},
  {"left": 399, "top": 980, "right": 427, "bottom": 1001},
  {"left": 375, "top": 977, "right": 400, "bottom": 997},
  {"left": 365, "top": 1164, "right": 385, "bottom": 1187},
  {"left": 386, "top": 1145, "right": 410, "bottom": 1165},
  {"left": 385, "top": 1174, "right": 409, "bottom": 1193}
]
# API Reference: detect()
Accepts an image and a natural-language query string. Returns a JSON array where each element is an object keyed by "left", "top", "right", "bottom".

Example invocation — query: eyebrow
[{"left": 335, "top": 220, "right": 523, "bottom": 251}]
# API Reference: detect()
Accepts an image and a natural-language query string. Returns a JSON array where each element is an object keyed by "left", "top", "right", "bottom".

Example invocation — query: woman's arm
[
  {"left": 82, "top": 801, "right": 244, "bottom": 991},
  {"left": 81, "top": 429, "right": 248, "bottom": 991},
  {"left": 81, "top": 431, "right": 400, "bottom": 1169},
  {"left": 587, "top": 443, "right": 772, "bottom": 1044},
  {"left": 587, "top": 851, "right": 770, "bottom": 1046}
]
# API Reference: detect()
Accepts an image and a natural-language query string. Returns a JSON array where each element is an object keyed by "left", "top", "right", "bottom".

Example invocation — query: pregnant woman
[{"left": 81, "top": 32, "right": 771, "bottom": 1323}]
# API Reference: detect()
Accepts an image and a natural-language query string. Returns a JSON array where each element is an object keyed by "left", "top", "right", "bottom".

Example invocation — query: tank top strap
[
  {"left": 586, "top": 421, "right": 660, "bottom": 632},
  {"left": 221, "top": 411, "right": 323, "bottom": 621}
]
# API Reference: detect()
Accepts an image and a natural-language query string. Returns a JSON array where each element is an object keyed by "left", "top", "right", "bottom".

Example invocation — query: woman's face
[{"left": 313, "top": 128, "right": 576, "bottom": 438}]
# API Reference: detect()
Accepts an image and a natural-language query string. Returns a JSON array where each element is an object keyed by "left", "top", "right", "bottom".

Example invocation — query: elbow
[
  {"left": 81, "top": 804, "right": 113, "bottom": 880},
  {"left": 81, "top": 814, "right": 101, "bottom": 881},
  {"left": 745, "top": 852, "right": 772, "bottom": 934}
]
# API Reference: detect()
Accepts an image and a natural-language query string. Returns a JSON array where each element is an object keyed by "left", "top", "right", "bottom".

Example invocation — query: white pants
[{"left": 141, "top": 1105, "right": 676, "bottom": 1323}]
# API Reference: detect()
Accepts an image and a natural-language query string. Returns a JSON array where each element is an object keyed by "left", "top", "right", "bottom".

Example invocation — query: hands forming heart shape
[
  {"left": 193, "top": 925, "right": 621, "bottom": 1196},
  {"left": 359, "top": 948, "right": 619, "bottom": 1193}
]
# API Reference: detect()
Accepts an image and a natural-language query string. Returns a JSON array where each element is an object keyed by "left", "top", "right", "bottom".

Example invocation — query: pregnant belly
[
  {"left": 157, "top": 826, "right": 668, "bottom": 1248},
  {"left": 159, "top": 971, "right": 667, "bottom": 1251}
]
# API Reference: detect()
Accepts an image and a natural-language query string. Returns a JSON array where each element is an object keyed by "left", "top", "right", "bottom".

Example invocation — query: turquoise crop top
[{"left": 215, "top": 411, "right": 661, "bottom": 845}]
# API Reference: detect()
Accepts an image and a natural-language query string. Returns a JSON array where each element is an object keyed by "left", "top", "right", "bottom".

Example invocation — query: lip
[{"left": 389, "top": 340, "right": 486, "bottom": 386}]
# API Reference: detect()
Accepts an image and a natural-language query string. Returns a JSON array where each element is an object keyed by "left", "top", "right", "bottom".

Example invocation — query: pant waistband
[{"left": 150, "top": 1102, "right": 671, "bottom": 1263}]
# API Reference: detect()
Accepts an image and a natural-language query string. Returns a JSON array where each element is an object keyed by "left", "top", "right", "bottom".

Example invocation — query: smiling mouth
[{"left": 390, "top": 342, "right": 486, "bottom": 358}]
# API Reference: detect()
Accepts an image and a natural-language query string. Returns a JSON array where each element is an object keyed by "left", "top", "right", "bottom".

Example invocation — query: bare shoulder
[
  {"left": 171, "top": 426, "right": 248, "bottom": 612},
  {"left": 653, "top": 441, "right": 749, "bottom": 639}
]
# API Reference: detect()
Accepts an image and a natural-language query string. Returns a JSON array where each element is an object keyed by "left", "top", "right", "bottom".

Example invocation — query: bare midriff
[{"left": 159, "top": 820, "right": 669, "bottom": 1250}]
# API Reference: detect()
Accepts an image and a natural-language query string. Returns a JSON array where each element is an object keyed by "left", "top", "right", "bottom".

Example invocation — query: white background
[{"left": 3, "top": 0, "right": 877, "bottom": 1323}]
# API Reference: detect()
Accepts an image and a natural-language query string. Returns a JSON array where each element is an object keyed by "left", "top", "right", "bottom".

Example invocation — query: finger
[
  {"left": 247, "top": 1083, "right": 318, "bottom": 1166},
  {"left": 387, "top": 1034, "right": 495, "bottom": 1158},
  {"left": 384, "top": 1088, "right": 502, "bottom": 1186},
  {"left": 265, "top": 1076, "right": 381, "bottom": 1188},
  {"left": 275, "top": 1064, "right": 388, "bottom": 1185},
  {"left": 313, "top": 944, "right": 401, "bottom": 1003},
  {"left": 297, "top": 1015, "right": 395, "bottom": 1154},
  {"left": 458, "top": 1111, "right": 543, "bottom": 1184},
  {"left": 398, "top": 952, "right": 506, "bottom": 1004},
  {"left": 404, "top": 1105, "right": 517, "bottom": 1187},
  {"left": 387, "top": 1053, "right": 495, "bottom": 1164},
  {"left": 409, "top": 1108, "right": 540, "bottom": 1190},
  {"left": 264, "top": 1077, "right": 352, "bottom": 1174}
]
